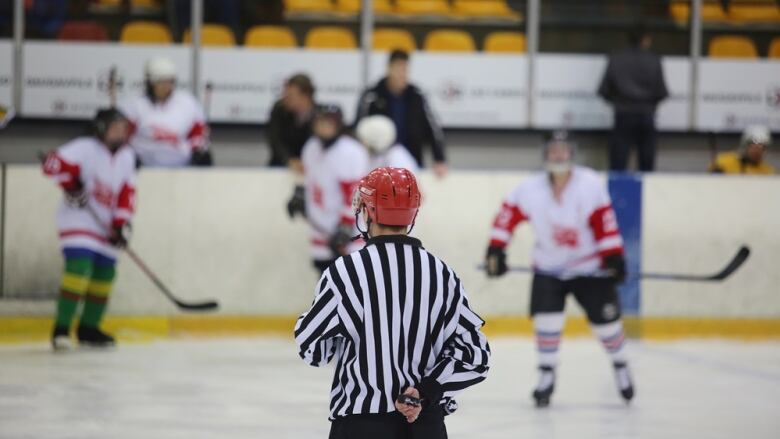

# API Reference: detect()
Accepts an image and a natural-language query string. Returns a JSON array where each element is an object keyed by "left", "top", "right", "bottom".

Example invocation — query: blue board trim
[{"left": 607, "top": 173, "right": 642, "bottom": 315}]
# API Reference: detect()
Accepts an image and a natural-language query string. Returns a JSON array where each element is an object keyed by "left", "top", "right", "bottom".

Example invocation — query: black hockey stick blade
[
  {"left": 640, "top": 246, "right": 750, "bottom": 282},
  {"left": 124, "top": 248, "right": 219, "bottom": 311}
]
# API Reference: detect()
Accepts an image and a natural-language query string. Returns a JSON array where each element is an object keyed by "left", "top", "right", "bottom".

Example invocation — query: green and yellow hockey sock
[
  {"left": 80, "top": 263, "right": 115, "bottom": 329},
  {"left": 55, "top": 257, "right": 93, "bottom": 329}
]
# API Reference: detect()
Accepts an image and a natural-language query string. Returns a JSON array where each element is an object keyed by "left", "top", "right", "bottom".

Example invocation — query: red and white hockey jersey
[
  {"left": 42, "top": 137, "right": 137, "bottom": 260},
  {"left": 489, "top": 166, "right": 623, "bottom": 279},
  {"left": 369, "top": 144, "right": 419, "bottom": 175},
  {"left": 301, "top": 135, "right": 370, "bottom": 260},
  {"left": 119, "top": 90, "right": 209, "bottom": 167}
]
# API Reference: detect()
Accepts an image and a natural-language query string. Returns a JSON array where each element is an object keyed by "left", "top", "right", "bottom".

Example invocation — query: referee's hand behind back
[{"left": 395, "top": 387, "right": 422, "bottom": 423}]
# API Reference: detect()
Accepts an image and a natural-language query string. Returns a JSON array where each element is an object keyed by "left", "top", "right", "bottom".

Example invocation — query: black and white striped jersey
[{"left": 294, "top": 234, "right": 491, "bottom": 420}]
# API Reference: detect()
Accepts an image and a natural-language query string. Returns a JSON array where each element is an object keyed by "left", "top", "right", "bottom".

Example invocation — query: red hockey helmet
[{"left": 354, "top": 167, "right": 421, "bottom": 227}]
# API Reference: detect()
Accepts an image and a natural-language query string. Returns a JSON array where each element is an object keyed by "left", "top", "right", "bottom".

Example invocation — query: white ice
[{"left": 1, "top": 337, "right": 779, "bottom": 439}]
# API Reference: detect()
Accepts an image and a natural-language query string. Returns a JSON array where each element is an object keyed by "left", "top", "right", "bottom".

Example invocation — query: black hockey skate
[
  {"left": 51, "top": 325, "right": 73, "bottom": 351},
  {"left": 77, "top": 326, "right": 116, "bottom": 348},
  {"left": 532, "top": 366, "right": 555, "bottom": 408},
  {"left": 613, "top": 362, "right": 634, "bottom": 403}
]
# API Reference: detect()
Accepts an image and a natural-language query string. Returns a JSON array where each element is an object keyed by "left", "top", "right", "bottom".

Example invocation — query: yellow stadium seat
[
  {"left": 373, "top": 28, "right": 416, "bottom": 52},
  {"left": 484, "top": 31, "right": 526, "bottom": 53},
  {"left": 336, "top": 0, "right": 393, "bottom": 14},
  {"left": 728, "top": 4, "right": 780, "bottom": 23},
  {"left": 184, "top": 25, "right": 236, "bottom": 46},
  {"left": 305, "top": 26, "right": 357, "bottom": 49},
  {"left": 96, "top": 0, "right": 161, "bottom": 10},
  {"left": 424, "top": 30, "right": 476, "bottom": 52},
  {"left": 708, "top": 35, "right": 758, "bottom": 58},
  {"left": 453, "top": 0, "right": 521, "bottom": 19},
  {"left": 395, "top": 0, "right": 451, "bottom": 15},
  {"left": 769, "top": 38, "right": 780, "bottom": 58},
  {"left": 120, "top": 21, "right": 172, "bottom": 44},
  {"left": 285, "top": 0, "right": 335, "bottom": 13},
  {"left": 669, "top": 1, "right": 727, "bottom": 24},
  {"left": 245, "top": 26, "right": 298, "bottom": 48}
]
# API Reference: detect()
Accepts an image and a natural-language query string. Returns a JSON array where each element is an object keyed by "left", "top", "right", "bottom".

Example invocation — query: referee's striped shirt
[{"left": 294, "top": 234, "right": 491, "bottom": 420}]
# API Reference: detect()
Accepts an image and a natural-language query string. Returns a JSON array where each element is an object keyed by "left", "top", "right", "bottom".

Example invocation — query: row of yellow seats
[
  {"left": 710, "top": 35, "right": 780, "bottom": 58},
  {"left": 285, "top": 0, "right": 520, "bottom": 19},
  {"left": 670, "top": 0, "right": 780, "bottom": 24},
  {"left": 119, "top": 21, "right": 527, "bottom": 52}
]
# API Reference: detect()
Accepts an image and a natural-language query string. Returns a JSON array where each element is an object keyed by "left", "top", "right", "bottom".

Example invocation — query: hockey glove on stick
[
  {"left": 287, "top": 185, "right": 306, "bottom": 219},
  {"left": 329, "top": 225, "right": 353, "bottom": 256},
  {"left": 64, "top": 180, "right": 89, "bottom": 208},
  {"left": 109, "top": 223, "right": 132, "bottom": 249},
  {"left": 485, "top": 246, "right": 508, "bottom": 277},
  {"left": 603, "top": 253, "right": 627, "bottom": 284}
]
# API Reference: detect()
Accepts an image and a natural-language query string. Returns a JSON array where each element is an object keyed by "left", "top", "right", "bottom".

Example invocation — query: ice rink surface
[{"left": 1, "top": 337, "right": 779, "bottom": 439}]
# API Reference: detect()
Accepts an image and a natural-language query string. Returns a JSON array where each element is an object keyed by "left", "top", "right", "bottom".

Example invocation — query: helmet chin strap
[{"left": 354, "top": 211, "right": 371, "bottom": 241}]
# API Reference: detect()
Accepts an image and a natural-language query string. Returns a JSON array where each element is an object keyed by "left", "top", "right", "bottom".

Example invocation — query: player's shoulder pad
[{"left": 58, "top": 136, "right": 97, "bottom": 158}]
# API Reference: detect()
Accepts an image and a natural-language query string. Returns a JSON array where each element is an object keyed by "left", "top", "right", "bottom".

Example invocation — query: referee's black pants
[{"left": 329, "top": 409, "right": 447, "bottom": 439}]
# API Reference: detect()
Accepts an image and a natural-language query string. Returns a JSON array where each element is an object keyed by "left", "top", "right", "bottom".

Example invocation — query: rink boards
[{"left": 1, "top": 167, "right": 778, "bottom": 340}]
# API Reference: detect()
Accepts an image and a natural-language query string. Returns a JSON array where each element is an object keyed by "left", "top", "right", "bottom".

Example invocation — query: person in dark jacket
[
  {"left": 355, "top": 50, "right": 448, "bottom": 178},
  {"left": 598, "top": 26, "right": 668, "bottom": 172},
  {"left": 267, "top": 73, "right": 316, "bottom": 173}
]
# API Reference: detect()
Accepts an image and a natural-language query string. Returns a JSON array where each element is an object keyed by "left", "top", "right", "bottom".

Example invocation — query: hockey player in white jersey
[
  {"left": 484, "top": 131, "right": 633, "bottom": 407},
  {"left": 287, "top": 104, "right": 369, "bottom": 272},
  {"left": 355, "top": 115, "right": 419, "bottom": 174},
  {"left": 42, "top": 108, "right": 137, "bottom": 350},
  {"left": 118, "top": 56, "right": 212, "bottom": 167}
]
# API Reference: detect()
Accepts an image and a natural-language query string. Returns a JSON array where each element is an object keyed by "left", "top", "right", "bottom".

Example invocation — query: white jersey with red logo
[
  {"left": 119, "top": 90, "right": 209, "bottom": 167},
  {"left": 489, "top": 166, "right": 623, "bottom": 279},
  {"left": 301, "top": 135, "right": 370, "bottom": 260},
  {"left": 42, "top": 137, "right": 137, "bottom": 260},
  {"left": 369, "top": 144, "right": 419, "bottom": 175}
]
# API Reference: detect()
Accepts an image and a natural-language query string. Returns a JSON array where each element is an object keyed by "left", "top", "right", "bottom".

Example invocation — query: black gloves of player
[
  {"left": 603, "top": 253, "right": 627, "bottom": 284},
  {"left": 190, "top": 149, "right": 213, "bottom": 166},
  {"left": 485, "top": 246, "right": 508, "bottom": 277},
  {"left": 64, "top": 181, "right": 88, "bottom": 208},
  {"left": 287, "top": 185, "right": 306, "bottom": 219},
  {"left": 109, "top": 223, "right": 132, "bottom": 249},
  {"left": 329, "top": 225, "right": 353, "bottom": 256}
]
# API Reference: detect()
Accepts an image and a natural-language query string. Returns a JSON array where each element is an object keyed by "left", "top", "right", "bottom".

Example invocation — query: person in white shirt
[
  {"left": 119, "top": 56, "right": 212, "bottom": 167},
  {"left": 484, "top": 131, "right": 634, "bottom": 407},
  {"left": 287, "top": 104, "right": 370, "bottom": 272},
  {"left": 42, "top": 108, "right": 137, "bottom": 350}
]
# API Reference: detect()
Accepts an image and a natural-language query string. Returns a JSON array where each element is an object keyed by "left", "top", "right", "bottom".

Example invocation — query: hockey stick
[
  {"left": 478, "top": 246, "right": 750, "bottom": 282},
  {"left": 83, "top": 205, "right": 219, "bottom": 311}
]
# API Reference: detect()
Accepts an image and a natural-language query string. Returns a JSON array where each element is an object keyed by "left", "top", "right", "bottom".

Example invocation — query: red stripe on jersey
[
  {"left": 186, "top": 121, "right": 209, "bottom": 150},
  {"left": 589, "top": 204, "right": 620, "bottom": 241},
  {"left": 490, "top": 202, "right": 528, "bottom": 248},
  {"left": 113, "top": 182, "right": 136, "bottom": 227},
  {"left": 42, "top": 152, "right": 81, "bottom": 191},
  {"left": 60, "top": 229, "right": 108, "bottom": 243}
]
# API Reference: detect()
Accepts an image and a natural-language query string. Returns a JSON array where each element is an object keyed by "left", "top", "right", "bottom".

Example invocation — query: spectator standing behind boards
[
  {"left": 267, "top": 74, "right": 316, "bottom": 173},
  {"left": 598, "top": 25, "right": 668, "bottom": 172},
  {"left": 709, "top": 125, "right": 775, "bottom": 175},
  {"left": 119, "top": 56, "right": 212, "bottom": 167},
  {"left": 356, "top": 50, "right": 448, "bottom": 178}
]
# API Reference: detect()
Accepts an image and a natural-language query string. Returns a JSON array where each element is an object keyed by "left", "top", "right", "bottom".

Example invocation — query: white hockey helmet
[
  {"left": 144, "top": 56, "right": 177, "bottom": 82},
  {"left": 740, "top": 125, "right": 771, "bottom": 148},
  {"left": 356, "top": 115, "right": 397, "bottom": 154}
]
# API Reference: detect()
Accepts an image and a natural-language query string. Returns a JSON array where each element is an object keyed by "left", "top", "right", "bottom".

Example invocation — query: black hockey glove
[
  {"left": 64, "top": 180, "right": 88, "bottom": 208},
  {"left": 287, "top": 185, "right": 306, "bottom": 219},
  {"left": 190, "top": 149, "right": 213, "bottom": 166},
  {"left": 109, "top": 223, "right": 132, "bottom": 249},
  {"left": 603, "top": 253, "right": 627, "bottom": 284},
  {"left": 328, "top": 225, "right": 353, "bottom": 256},
  {"left": 485, "top": 246, "right": 508, "bottom": 277}
]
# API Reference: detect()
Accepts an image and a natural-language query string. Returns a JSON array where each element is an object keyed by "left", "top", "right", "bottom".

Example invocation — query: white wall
[{"left": 2, "top": 167, "right": 779, "bottom": 317}]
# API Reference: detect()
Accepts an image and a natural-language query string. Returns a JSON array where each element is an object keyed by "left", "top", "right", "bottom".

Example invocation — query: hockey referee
[{"left": 295, "top": 167, "right": 490, "bottom": 438}]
